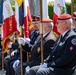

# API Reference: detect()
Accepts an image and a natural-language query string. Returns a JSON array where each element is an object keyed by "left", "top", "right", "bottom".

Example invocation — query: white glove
[
  {"left": 25, "top": 66, "right": 30, "bottom": 73},
  {"left": 11, "top": 50, "right": 17, "bottom": 56},
  {"left": 25, "top": 38, "right": 30, "bottom": 44},
  {"left": 17, "top": 38, "right": 26, "bottom": 45},
  {"left": 13, "top": 60, "right": 20, "bottom": 69},
  {"left": 39, "top": 63, "right": 47, "bottom": 68},
  {"left": 9, "top": 34, "right": 15, "bottom": 40},
  {"left": 8, "top": 42, "right": 12, "bottom": 48}
]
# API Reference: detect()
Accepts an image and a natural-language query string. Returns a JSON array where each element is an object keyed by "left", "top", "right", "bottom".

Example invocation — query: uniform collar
[
  {"left": 43, "top": 31, "right": 50, "bottom": 37},
  {"left": 62, "top": 29, "right": 70, "bottom": 37}
]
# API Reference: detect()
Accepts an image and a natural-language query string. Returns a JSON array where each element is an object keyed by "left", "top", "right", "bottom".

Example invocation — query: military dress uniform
[
  {"left": 14, "top": 30, "right": 56, "bottom": 75},
  {"left": 29, "top": 14, "right": 76, "bottom": 75},
  {"left": 29, "top": 28, "right": 76, "bottom": 75},
  {"left": 28, "top": 31, "right": 56, "bottom": 67}
]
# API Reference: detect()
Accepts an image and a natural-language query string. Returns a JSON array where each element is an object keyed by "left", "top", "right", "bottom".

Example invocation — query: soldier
[
  {"left": 28, "top": 14, "right": 76, "bottom": 75},
  {"left": 13, "top": 18, "right": 57, "bottom": 75}
]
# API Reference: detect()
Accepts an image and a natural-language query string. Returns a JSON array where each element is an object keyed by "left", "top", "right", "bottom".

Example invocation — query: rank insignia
[
  {"left": 59, "top": 42, "right": 63, "bottom": 46},
  {"left": 70, "top": 46, "right": 73, "bottom": 51},
  {"left": 37, "top": 47, "right": 40, "bottom": 53},
  {"left": 71, "top": 38, "right": 76, "bottom": 45}
]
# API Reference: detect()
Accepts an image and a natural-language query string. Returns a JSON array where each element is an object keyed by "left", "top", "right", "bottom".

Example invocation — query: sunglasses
[
  {"left": 56, "top": 21, "right": 62, "bottom": 25},
  {"left": 72, "top": 17, "right": 76, "bottom": 21}
]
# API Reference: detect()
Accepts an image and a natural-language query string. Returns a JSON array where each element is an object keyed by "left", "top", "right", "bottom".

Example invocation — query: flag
[
  {"left": 15, "top": 1, "right": 20, "bottom": 34},
  {"left": 53, "top": 0, "right": 66, "bottom": 35},
  {"left": 24, "top": 0, "right": 32, "bottom": 38},
  {"left": 2, "top": 0, "right": 17, "bottom": 51},
  {"left": 16, "top": 0, "right": 23, "bottom": 7},
  {"left": 0, "top": 0, "right": 3, "bottom": 23}
]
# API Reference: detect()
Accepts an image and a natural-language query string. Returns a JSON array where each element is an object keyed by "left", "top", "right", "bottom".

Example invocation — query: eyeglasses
[
  {"left": 72, "top": 17, "right": 76, "bottom": 21},
  {"left": 56, "top": 21, "right": 67, "bottom": 26},
  {"left": 56, "top": 22, "right": 61, "bottom": 25}
]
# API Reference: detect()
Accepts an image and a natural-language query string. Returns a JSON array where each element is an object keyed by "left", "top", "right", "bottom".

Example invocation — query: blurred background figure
[{"left": 72, "top": 12, "right": 76, "bottom": 28}]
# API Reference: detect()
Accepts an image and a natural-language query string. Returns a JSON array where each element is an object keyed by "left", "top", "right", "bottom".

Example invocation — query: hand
[
  {"left": 11, "top": 50, "right": 17, "bottom": 56},
  {"left": 39, "top": 63, "right": 47, "bottom": 68},
  {"left": 9, "top": 34, "right": 15, "bottom": 40},
  {"left": 25, "top": 66, "right": 30, "bottom": 73},
  {"left": 13, "top": 60, "right": 20, "bottom": 69},
  {"left": 8, "top": 42, "right": 12, "bottom": 48},
  {"left": 25, "top": 38, "right": 30, "bottom": 44},
  {"left": 17, "top": 38, "right": 26, "bottom": 45}
]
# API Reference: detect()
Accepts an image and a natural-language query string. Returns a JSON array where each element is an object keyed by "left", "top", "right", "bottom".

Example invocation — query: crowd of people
[{"left": 0, "top": 12, "right": 76, "bottom": 75}]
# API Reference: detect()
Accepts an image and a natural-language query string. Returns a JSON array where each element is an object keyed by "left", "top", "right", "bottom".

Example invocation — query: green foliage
[
  {"left": 74, "top": 0, "right": 76, "bottom": 11},
  {"left": 48, "top": 1, "right": 54, "bottom": 19},
  {"left": 66, "top": 2, "right": 71, "bottom": 15},
  {"left": 10, "top": 0, "right": 15, "bottom": 5},
  {"left": 48, "top": 2, "right": 71, "bottom": 19},
  {"left": 10, "top": 0, "right": 15, "bottom": 11},
  {"left": 74, "top": 0, "right": 76, "bottom": 3}
]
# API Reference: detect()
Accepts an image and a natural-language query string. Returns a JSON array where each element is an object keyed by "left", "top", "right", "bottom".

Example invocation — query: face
[
  {"left": 56, "top": 20, "right": 66, "bottom": 34},
  {"left": 32, "top": 21, "right": 40, "bottom": 31},
  {"left": 72, "top": 17, "right": 76, "bottom": 28}
]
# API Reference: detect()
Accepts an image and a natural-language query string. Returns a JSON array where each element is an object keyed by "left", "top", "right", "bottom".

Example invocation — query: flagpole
[
  {"left": 1, "top": 0, "right": 6, "bottom": 74},
  {"left": 19, "top": 4, "right": 23, "bottom": 75},
  {"left": 0, "top": 0, "right": 4, "bottom": 71},
  {"left": 40, "top": 0, "right": 44, "bottom": 64}
]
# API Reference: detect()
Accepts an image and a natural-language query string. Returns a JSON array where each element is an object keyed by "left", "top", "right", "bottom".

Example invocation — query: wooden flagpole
[
  {"left": 71, "top": 0, "right": 74, "bottom": 16},
  {"left": 40, "top": 0, "right": 44, "bottom": 64},
  {"left": 1, "top": 0, "right": 6, "bottom": 74},
  {"left": 19, "top": 3, "right": 23, "bottom": 75}
]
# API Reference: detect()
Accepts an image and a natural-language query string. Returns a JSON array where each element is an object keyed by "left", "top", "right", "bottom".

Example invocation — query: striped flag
[
  {"left": 2, "top": 0, "right": 17, "bottom": 51},
  {"left": 16, "top": 0, "right": 23, "bottom": 7},
  {"left": 53, "top": 0, "right": 66, "bottom": 35},
  {"left": 24, "top": 0, "right": 32, "bottom": 38},
  {"left": 15, "top": 1, "right": 20, "bottom": 34}
]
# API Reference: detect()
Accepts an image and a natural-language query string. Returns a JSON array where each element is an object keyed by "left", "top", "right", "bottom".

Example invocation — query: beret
[
  {"left": 57, "top": 14, "right": 71, "bottom": 20},
  {"left": 73, "top": 12, "right": 76, "bottom": 17},
  {"left": 42, "top": 18, "right": 53, "bottom": 23}
]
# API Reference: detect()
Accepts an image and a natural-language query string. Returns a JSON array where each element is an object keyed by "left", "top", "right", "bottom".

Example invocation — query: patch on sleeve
[
  {"left": 71, "top": 38, "right": 76, "bottom": 45},
  {"left": 70, "top": 46, "right": 73, "bottom": 51}
]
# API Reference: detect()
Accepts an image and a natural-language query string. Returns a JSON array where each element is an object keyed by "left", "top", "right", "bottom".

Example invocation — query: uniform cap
[
  {"left": 32, "top": 16, "right": 40, "bottom": 21},
  {"left": 73, "top": 12, "right": 76, "bottom": 17},
  {"left": 57, "top": 14, "right": 71, "bottom": 20},
  {"left": 35, "top": 16, "right": 40, "bottom": 21},
  {"left": 42, "top": 18, "right": 53, "bottom": 23}
]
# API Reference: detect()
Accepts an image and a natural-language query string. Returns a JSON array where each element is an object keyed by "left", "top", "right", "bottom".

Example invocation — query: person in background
[
  {"left": 28, "top": 14, "right": 76, "bottom": 75},
  {"left": 72, "top": 12, "right": 76, "bottom": 28}
]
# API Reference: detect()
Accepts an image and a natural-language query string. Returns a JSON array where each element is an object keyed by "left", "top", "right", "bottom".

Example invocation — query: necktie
[
  {"left": 52, "top": 35, "right": 62, "bottom": 53},
  {"left": 57, "top": 35, "right": 62, "bottom": 45}
]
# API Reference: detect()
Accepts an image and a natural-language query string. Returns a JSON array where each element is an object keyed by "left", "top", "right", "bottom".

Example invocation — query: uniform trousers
[{"left": 29, "top": 66, "right": 73, "bottom": 75}]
